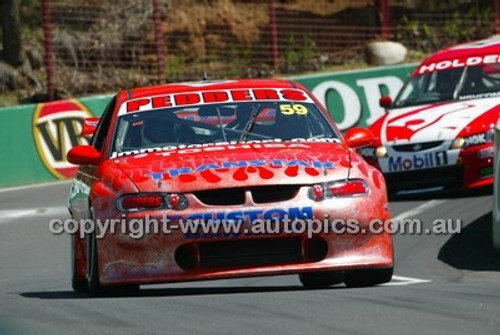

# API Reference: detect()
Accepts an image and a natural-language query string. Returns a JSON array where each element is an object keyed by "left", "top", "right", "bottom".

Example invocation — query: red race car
[
  {"left": 67, "top": 79, "right": 393, "bottom": 295},
  {"left": 362, "top": 38, "right": 500, "bottom": 195}
]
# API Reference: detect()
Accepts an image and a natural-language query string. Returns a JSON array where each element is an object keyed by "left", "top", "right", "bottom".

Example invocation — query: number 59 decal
[{"left": 280, "top": 104, "right": 308, "bottom": 115}]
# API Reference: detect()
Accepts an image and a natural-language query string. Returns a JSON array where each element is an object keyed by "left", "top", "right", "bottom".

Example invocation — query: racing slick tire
[
  {"left": 299, "top": 271, "right": 343, "bottom": 288},
  {"left": 343, "top": 268, "right": 393, "bottom": 288},
  {"left": 71, "top": 234, "right": 88, "bottom": 293}
]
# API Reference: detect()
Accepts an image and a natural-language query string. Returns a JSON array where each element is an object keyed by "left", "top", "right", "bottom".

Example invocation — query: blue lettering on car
[
  {"left": 146, "top": 160, "right": 336, "bottom": 180},
  {"left": 183, "top": 206, "right": 314, "bottom": 239},
  {"left": 388, "top": 152, "right": 448, "bottom": 172}
]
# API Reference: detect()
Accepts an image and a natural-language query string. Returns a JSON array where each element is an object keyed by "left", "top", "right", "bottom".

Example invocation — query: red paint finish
[{"left": 68, "top": 79, "right": 393, "bottom": 288}]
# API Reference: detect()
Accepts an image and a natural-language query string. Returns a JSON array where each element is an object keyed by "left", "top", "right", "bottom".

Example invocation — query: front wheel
[
  {"left": 87, "top": 231, "right": 140, "bottom": 296},
  {"left": 87, "top": 231, "right": 105, "bottom": 295},
  {"left": 299, "top": 271, "right": 343, "bottom": 288},
  {"left": 71, "top": 233, "right": 88, "bottom": 293},
  {"left": 344, "top": 268, "right": 393, "bottom": 288}
]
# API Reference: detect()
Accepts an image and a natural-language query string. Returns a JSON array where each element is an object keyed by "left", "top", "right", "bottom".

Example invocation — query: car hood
[
  {"left": 379, "top": 97, "right": 500, "bottom": 145},
  {"left": 111, "top": 141, "right": 351, "bottom": 193}
]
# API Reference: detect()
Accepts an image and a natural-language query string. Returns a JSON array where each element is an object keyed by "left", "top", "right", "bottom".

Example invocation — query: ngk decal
[
  {"left": 464, "top": 133, "right": 488, "bottom": 147},
  {"left": 33, "top": 100, "right": 93, "bottom": 179}
]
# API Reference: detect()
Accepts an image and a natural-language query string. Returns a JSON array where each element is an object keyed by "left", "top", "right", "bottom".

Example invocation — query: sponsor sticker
[
  {"left": 111, "top": 138, "right": 340, "bottom": 159},
  {"left": 388, "top": 151, "right": 448, "bottom": 172},
  {"left": 118, "top": 88, "right": 313, "bottom": 115},
  {"left": 480, "top": 166, "right": 493, "bottom": 177},
  {"left": 33, "top": 100, "right": 93, "bottom": 179},
  {"left": 146, "top": 159, "right": 336, "bottom": 180},
  {"left": 417, "top": 54, "right": 500, "bottom": 75}
]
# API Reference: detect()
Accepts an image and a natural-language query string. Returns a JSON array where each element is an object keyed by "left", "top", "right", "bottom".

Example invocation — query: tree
[{"left": 1, "top": 0, "right": 23, "bottom": 67}]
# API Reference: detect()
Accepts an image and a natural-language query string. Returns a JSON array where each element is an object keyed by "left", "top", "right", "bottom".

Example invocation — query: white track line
[
  {"left": 391, "top": 199, "right": 447, "bottom": 222},
  {"left": 382, "top": 201, "right": 445, "bottom": 286},
  {"left": 0, "top": 180, "right": 72, "bottom": 194},
  {"left": 0, "top": 206, "right": 68, "bottom": 224},
  {"left": 385, "top": 275, "right": 432, "bottom": 286}
]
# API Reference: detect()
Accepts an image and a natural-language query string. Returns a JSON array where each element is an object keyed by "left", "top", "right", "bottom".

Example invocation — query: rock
[
  {"left": 366, "top": 41, "right": 407, "bottom": 66},
  {"left": 0, "top": 61, "right": 22, "bottom": 90},
  {"left": 26, "top": 48, "right": 44, "bottom": 70}
]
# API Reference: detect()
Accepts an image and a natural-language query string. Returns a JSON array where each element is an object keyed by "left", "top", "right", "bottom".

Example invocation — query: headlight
[
  {"left": 451, "top": 138, "right": 465, "bottom": 149},
  {"left": 359, "top": 146, "right": 387, "bottom": 158},
  {"left": 117, "top": 193, "right": 188, "bottom": 211},
  {"left": 308, "top": 179, "right": 369, "bottom": 201},
  {"left": 375, "top": 146, "right": 388, "bottom": 158}
]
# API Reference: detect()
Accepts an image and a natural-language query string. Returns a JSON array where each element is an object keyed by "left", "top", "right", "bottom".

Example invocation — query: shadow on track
[
  {"left": 388, "top": 186, "right": 492, "bottom": 202},
  {"left": 438, "top": 211, "right": 500, "bottom": 271},
  {"left": 20, "top": 284, "right": 345, "bottom": 300}
]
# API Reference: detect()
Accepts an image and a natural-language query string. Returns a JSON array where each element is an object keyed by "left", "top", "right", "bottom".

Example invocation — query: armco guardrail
[{"left": 0, "top": 64, "right": 416, "bottom": 188}]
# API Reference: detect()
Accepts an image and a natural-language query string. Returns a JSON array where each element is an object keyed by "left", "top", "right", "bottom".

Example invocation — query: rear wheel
[
  {"left": 344, "top": 268, "right": 393, "bottom": 288},
  {"left": 299, "top": 271, "right": 343, "bottom": 289}
]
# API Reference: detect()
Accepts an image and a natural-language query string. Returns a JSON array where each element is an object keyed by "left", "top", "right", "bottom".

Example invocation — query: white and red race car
[{"left": 362, "top": 38, "right": 500, "bottom": 195}]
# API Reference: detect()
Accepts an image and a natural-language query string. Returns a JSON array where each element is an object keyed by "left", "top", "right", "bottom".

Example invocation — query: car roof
[{"left": 120, "top": 79, "right": 300, "bottom": 100}]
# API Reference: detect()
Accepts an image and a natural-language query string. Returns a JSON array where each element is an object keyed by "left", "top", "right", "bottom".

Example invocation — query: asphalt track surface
[{"left": 1, "top": 181, "right": 499, "bottom": 335}]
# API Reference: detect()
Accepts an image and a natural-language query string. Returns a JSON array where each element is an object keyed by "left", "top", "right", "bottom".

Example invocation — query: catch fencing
[{"left": 40, "top": 0, "right": 499, "bottom": 99}]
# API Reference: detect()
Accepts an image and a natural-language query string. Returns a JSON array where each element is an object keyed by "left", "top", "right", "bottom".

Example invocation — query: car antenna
[{"left": 202, "top": 56, "right": 209, "bottom": 81}]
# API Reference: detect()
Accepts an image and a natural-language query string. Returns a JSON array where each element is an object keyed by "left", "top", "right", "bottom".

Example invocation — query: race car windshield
[
  {"left": 112, "top": 102, "right": 339, "bottom": 153},
  {"left": 393, "top": 64, "right": 500, "bottom": 108}
]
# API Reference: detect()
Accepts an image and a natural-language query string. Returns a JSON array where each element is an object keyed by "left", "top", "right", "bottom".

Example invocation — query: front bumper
[
  {"left": 95, "top": 188, "right": 393, "bottom": 286},
  {"left": 365, "top": 143, "right": 494, "bottom": 194}
]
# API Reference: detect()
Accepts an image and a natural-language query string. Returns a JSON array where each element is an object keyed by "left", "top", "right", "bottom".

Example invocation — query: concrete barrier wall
[
  {"left": 0, "top": 64, "right": 416, "bottom": 187},
  {"left": 0, "top": 95, "right": 112, "bottom": 187}
]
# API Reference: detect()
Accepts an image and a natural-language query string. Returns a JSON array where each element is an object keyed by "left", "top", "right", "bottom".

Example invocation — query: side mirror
[
  {"left": 81, "top": 117, "right": 100, "bottom": 137},
  {"left": 379, "top": 96, "right": 393, "bottom": 109},
  {"left": 344, "top": 127, "right": 375, "bottom": 149},
  {"left": 67, "top": 145, "right": 100, "bottom": 165}
]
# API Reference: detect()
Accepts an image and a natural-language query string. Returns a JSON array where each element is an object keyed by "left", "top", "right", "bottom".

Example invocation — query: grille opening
[
  {"left": 199, "top": 237, "right": 303, "bottom": 268},
  {"left": 193, "top": 188, "right": 245, "bottom": 206},
  {"left": 193, "top": 185, "right": 301, "bottom": 206},
  {"left": 251, "top": 185, "right": 300, "bottom": 204},
  {"left": 175, "top": 244, "right": 199, "bottom": 271},
  {"left": 175, "top": 236, "right": 328, "bottom": 271},
  {"left": 392, "top": 141, "right": 444, "bottom": 152},
  {"left": 303, "top": 237, "right": 329, "bottom": 262},
  {"left": 385, "top": 166, "right": 463, "bottom": 192}
]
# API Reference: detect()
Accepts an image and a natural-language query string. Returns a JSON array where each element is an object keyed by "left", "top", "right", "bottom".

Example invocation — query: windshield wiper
[
  {"left": 215, "top": 107, "right": 228, "bottom": 142},
  {"left": 238, "top": 103, "right": 261, "bottom": 143}
]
